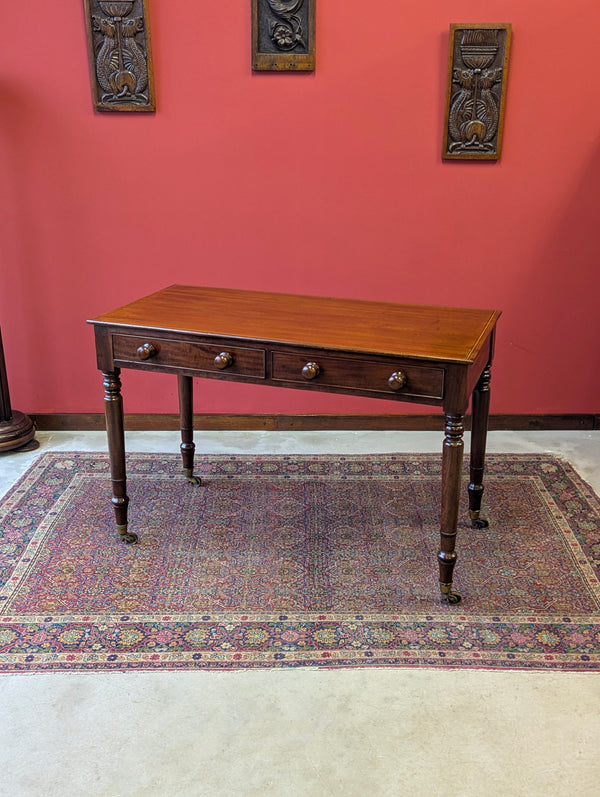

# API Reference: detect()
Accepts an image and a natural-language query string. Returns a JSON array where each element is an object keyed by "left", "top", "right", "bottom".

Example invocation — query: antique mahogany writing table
[{"left": 89, "top": 285, "right": 501, "bottom": 604}]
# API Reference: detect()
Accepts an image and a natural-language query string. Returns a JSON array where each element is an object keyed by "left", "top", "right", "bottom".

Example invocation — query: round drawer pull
[
  {"left": 302, "top": 362, "right": 321, "bottom": 380},
  {"left": 137, "top": 342, "right": 159, "bottom": 360},
  {"left": 388, "top": 371, "right": 407, "bottom": 391},
  {"left": 214, "top": 352, "right": 234, "bottom": 369}
]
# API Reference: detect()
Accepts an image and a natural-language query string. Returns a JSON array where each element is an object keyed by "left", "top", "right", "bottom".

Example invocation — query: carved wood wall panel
[
  {"left": 83, "top": 0, "right": 156, "bottom": 112},
  {"left": 442, "top": 24, "right": 512, "bottom": 160},
  {"left": 252, "top": 0, "right": 316, "bottom": 72}
]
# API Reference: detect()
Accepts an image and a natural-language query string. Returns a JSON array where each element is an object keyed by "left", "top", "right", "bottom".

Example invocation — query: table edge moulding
[{"left": 88, "top": 285, "right": 502, "bottom": 605}]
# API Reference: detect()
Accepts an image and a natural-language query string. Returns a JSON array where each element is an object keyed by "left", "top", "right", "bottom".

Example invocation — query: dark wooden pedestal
[{"left": 0, "top": 327, "right": 36, "bottom": 452}]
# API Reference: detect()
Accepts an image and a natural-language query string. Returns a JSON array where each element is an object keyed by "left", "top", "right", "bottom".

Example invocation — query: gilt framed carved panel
[
  {"left": 83, "top": 0, "right": 156, "bottom": 112},
  {"left": 442, "top": 24, "right": 512, "bottom": 160},
  {"left": 252, "top": 0, "right": 316, "bottom": 72}
]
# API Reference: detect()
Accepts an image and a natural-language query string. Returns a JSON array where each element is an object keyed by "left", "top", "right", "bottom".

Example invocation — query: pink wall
[{"left": 1, "top": 2, "right": 599, "bottom": 417}]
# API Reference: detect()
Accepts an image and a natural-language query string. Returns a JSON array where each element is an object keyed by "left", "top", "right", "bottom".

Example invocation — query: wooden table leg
[
  {"left": 438, "top": 412, "right": 464, "bottom": 604},
  {"left": 178, "top": 374, "right": 200, "bottom": 485},
  {"left": 468, "top": 364, "right": 491, "bottom": 529},
  {"left": 102, "top": 370, "right": 136, "bottom": 543}
]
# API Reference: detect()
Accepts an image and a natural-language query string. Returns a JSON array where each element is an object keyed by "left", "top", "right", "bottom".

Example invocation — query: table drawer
[
  {"left": 270, "top": 351, "right": 444, "bottom": 400},
  {"left": 112, "top": 335, "right": 266, "bottom": 378}
]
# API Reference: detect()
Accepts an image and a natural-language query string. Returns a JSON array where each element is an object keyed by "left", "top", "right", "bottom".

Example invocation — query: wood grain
[{"left": 89, "top": 285, "right": 501, "bottom": 364}]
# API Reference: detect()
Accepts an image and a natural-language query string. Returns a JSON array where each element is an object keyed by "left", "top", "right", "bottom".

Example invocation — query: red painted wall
[{"left": 1, "top": 2, "right": 599, "bottom": 417}]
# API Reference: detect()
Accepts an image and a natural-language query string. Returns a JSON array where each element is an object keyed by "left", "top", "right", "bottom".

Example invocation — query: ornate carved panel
[
  {"left": 252, "top": 0, "right": 316, "bottom": 72},
  {"left": 442, "top": 24, "right": 512, "bottom": 160},
  {"left": 83, "top": 0, "right": 156, "bottom": 112}
]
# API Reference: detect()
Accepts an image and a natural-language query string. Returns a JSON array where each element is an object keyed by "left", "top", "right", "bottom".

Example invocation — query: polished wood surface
[
  {"left": 90, "top": 285, "right": 502, "bottom": 604},
  {"left": 91, "top": 285, "right": 500, "bottom": 363}
]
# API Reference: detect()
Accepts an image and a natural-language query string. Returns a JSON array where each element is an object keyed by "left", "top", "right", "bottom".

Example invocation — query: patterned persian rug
[{"left": 1, "top": 452, "right": 600, "bottom": 673}]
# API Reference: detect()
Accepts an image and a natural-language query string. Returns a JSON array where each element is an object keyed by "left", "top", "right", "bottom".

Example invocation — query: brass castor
[
  {"left": 440, "top": 583, "right": 462, "bottom": 605},
  {"left": 117, "top": 525, "right": 138, "bottom": 544},
  {"left": 184, "top": 469, "right": 201, "bottom": 486},
  {"left": 445, "top": 591, "right": 462, "bottom": 605},
  {"left": 469, "top": 510, "right": 489, "bottom": 529}
]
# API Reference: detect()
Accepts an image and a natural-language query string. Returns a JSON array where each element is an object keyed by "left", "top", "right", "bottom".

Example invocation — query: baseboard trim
[{"left": 30, "top": 413, "right": 600, "bottom": 432}]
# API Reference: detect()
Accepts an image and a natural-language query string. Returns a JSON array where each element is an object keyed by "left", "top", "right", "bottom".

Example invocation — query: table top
[{"left": 89, "top": 285, "right": 501, "bottom": 364}]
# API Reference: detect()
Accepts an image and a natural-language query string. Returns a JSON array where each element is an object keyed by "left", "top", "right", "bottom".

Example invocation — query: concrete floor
[{"left": 1, "top": 429, "right": 599, "bottom": 796}]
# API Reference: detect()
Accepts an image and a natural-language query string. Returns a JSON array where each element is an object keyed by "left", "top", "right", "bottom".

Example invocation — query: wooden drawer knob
[
  {"left": 214, "top": 352, "right": 234, "bottom": 369},
  {"left": 302, "top": 362, "right": 321, "bottom": 380},
  {"left": 137, "top": 342, "right": 159, "bottom": 360},
  {"left": 388, "top": 371, "right": 407, "bottom": 391}
]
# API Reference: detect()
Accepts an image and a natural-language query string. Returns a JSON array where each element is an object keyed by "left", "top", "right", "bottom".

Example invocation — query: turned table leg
[
  {"left": 468, "top": 364, "right": 492, "bottom": 529},
  {"left": 178, "top": 374, "right": 200, "bottom": 485},
  {"left": 438, "top": 412, "right": 464, "bottom": 604},
  {"left": 103, "top": 370, "right": 136, "bottom": 543}
]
